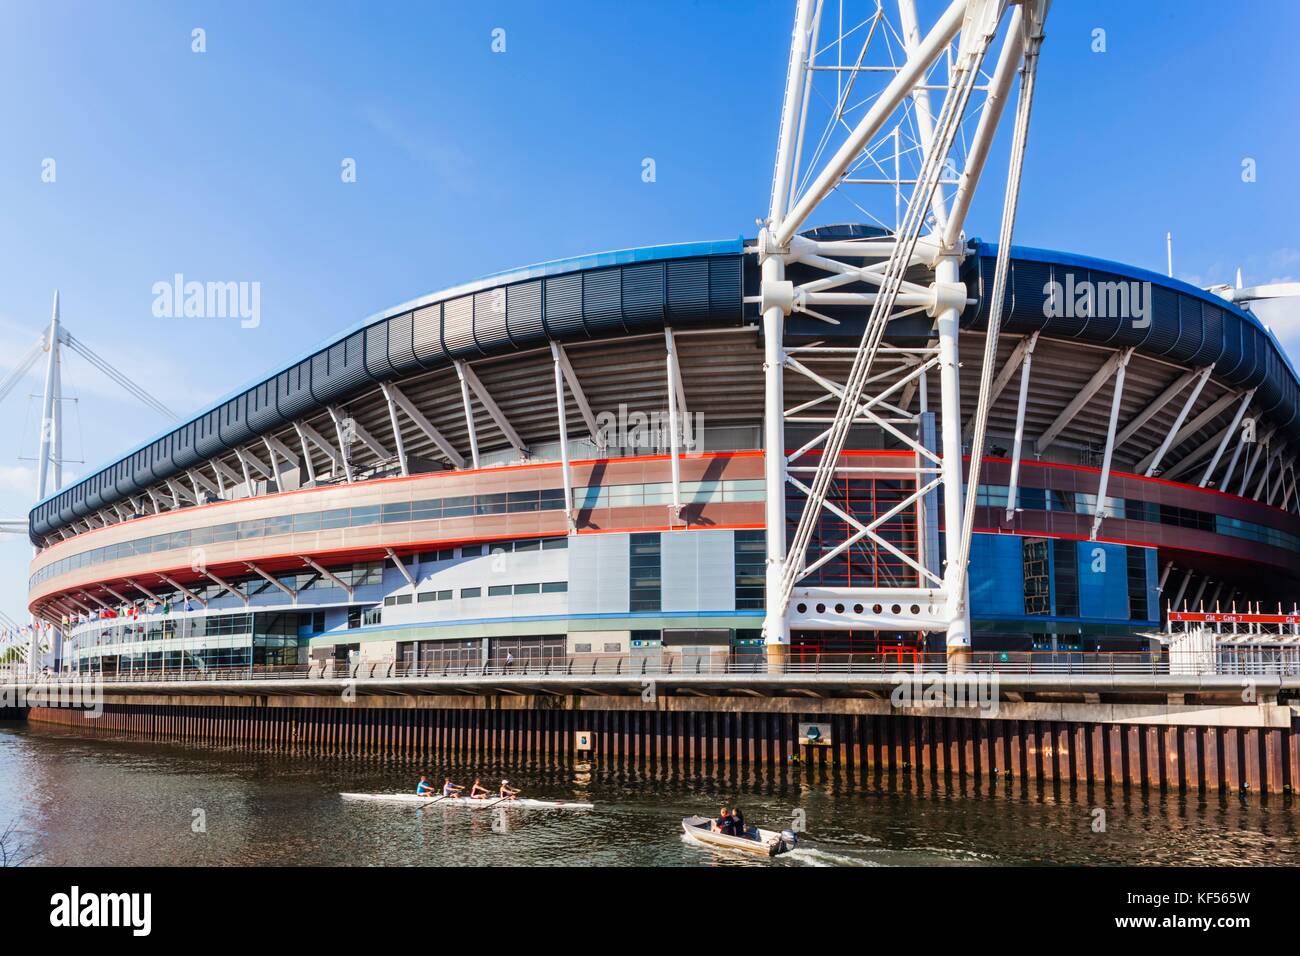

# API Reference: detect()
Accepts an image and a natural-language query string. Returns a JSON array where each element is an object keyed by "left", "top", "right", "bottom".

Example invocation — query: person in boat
[
  {"left": 498, "top": 779, "right": 521, "bottom": 800},
  {"left": 442, "top": 777, "right": 465, "bottom": 798},
  {"left": 712, "top": 806, "right": 735, "bottom": 836},
  {"left": 416, "top": 775, "right": 436, "bottom": 797},
  {"left": 732, "top": 805, "right": 747, "bottom": 838},
  {"left": 468, "top": 777, "right": 492, "bottom": 799}
]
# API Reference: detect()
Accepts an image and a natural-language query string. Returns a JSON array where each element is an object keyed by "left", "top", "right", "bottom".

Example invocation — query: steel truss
[{"left": 757, "top": 0, "right": 1050, "bottom": 664}]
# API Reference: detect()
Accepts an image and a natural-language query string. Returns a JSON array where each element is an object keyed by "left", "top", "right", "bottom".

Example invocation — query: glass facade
[
  {"left": 629, "top": 533, "right": 662, "bottom": 612},
  {"left": 973, "top": 483, "right": 1300, "bottom": 554},
  {"left": 734, "top": 530, "right": 765, "bottom": 610},
  {"left": 33, "top": 478, "right": 757, "bottom": 589}
]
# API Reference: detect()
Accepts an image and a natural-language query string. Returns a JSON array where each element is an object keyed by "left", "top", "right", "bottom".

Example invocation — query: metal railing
[
  {"left": 14, "top": 647, "right": 1300, "bottom": 686},
  {"left": 4, "top": 650, "right": 1192, "bottom": 683}
]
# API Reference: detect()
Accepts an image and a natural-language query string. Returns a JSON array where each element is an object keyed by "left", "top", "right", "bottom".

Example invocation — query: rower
[
  {"left": 468, "top": 777, "right": 492, "bottom": 799},
  {"left": 498, "top": 779, "right": 521, "bottom": 800},
  {"left": 415, "top": 775, "right": 436, "bottom": 797},
  {"left": 442, "top": 777, "right": 465, "bottom": 798}
]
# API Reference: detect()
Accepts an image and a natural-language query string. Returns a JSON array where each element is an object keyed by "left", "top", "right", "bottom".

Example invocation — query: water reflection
[{"left": 0, "top": 722, "right": 1295, "bottom": 867}]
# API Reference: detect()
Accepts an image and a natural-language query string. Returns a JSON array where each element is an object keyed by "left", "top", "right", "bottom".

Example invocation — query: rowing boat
[
  {"left": 340, "top": 792, "right": 594, "bottom": 810},
  {"left": 681, "top": 815, "right": 797, "bottom": 857}
]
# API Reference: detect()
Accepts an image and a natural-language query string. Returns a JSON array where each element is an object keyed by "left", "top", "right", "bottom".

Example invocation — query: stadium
[{"left": 23, "top": 225, "right": 1300, "bottom": 676}]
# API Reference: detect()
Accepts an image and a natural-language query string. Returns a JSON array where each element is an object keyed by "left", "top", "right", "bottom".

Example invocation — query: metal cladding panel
[
  {"left": 412, "top": 303, "right": 444, "bottom": 367},
  {"left": 276, "top": 363, "right": 316, "bottom": 418},
  {"left": 386, "top": 310, "right": 420, "bottom": 374},
  {"left": 622, "top": 261, "right": 666, "bottom": 330},
  {"left": 114, "top": 457, "right": 136, "bottom": 498},
  {"left": 442, "top": 295, "right": 477, "bottom": 356},
  {"left": 1078, "top": 269, "right": 1123, "bottom": 345},
  {"left": 1047, "top": 263, "right": 1088, "bottom": 339},
  {"left": 83, "top": 471, "right": 104, "bottom": 511},
  {"left": 1216, "top": 318, "right": 1244, "bottom": 381},
  {"left": 1166, "top": 296, "right": 1204, "bottom": 366},
  {"left": 194, "top": 409, "right": 222, "bottom": 458},
  {"left": 708, "top": 255, "right": 744, "bottom": 320},
  {"left": 56, "top": 494, "right": 75, "bottom": 529},
  {"left": 149, "top": 434, "right": 176, "bottom": 483},
  {"left": 246, "top": 379, "right": 280, "bottom": 434},
  {"left": 1007, "top": 258, "right": 1052, "bottom": 334},
  {"left": 311, "top": 333, "right": 371, "bottom": 404},
  {"left": 661, "top": 530, "right": 735, "bottom": 613},
  {"left": 567, "top": 533, "right": 630, "bottom": 615},
  {"left": 473, "top": 288, "right": 511, "bottom": 351},
  {"left": 131, "top": 448, "right": 154, "bottom": 487},
  {"left": 1252, "top": 328, "right": 1282, "bottom": 415},
  {"left": 1189, "top": 300, "right": 1225, "bottom": 369},
  {"left": 61, "top": 490, "right": 77, "bottom": 524},
  {"left": 582, "top": 268, "right": 625, "bottom": 335},
  {"left": 505, "top": 281, "right": 545, "bottom": 345},
  {"left": 172, "top": 420, "right": 200, "bottom": 470},
  {"left": 365, "top": 322, "right": 395, "bottom": 379},
  {"left": 1143, "top": 284, "right": 1180, "bottom": 357},
  {"left": 218, "top": 393, "right": 254, "bottom": 446},
  {"left": 543, "top": 272, "right": 585, "bottom": 339},
  {"left": 666, "top": 259, "right": 710, "bottom": 324}
]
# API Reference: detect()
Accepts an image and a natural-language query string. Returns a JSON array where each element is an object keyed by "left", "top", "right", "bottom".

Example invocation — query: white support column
[
  {"left": 549, "top": 342, "right": 576, "bottom": 532},
  {"left": 234, "top": 447, "right": 256, "bottom": 497},
  {"left": 384, "top": 548, "right": 416, "bottom": 588},
  {"left": 1170, "top": 568, "right": 1193, "bottom": 611},
  {"left": 455, "top": 361, "right": 482, "bottom": 470},
  {"left": 381, "top": 384, "right": 409, "bottom": 477},
  {"left": 665, "top": 327, "right": 683, "bottom": 519},
  {"left": 261, "top": 437, "right": 281, "bottom": 492},
  {"left": 935, "top": 255, "right": 969, "bottom": 657},
  {"left": 1199, "top": 388, "right": 1254, "bottom": 487},
  {"left": 760, "top": 244, "right": 790, "bottom": 652},
  {"left": 1037, "top": 351, "right": 1126, "bottom": 454},
  {"left": 245, "top": 562, "right": 297, "bottom": 601},
  {"left": 204, "top": 570, "right": 249, "bottom": 607},
  {"left": 1157, "top": 560, "right": 1173, "bottom": 594},
  {"left": 384, "top": 382, "right": 466, "bottom": 468},
  {"left": 456, "top": 361, "right": 526, "bottom": 458},
  {"left": 1190, "top": 576, "right": 1210, "bottom": 611},
  {"left": 302, "top": 556, "right": 354, "bottom": 599},
  {"left": 1140, "top": 365, "right": 1213, "bottom": 476},
  {"left": 964, "top": 332, "right": 1032, "bottom": 441},
  {"left": 553, "top": 343, "right": 602, "bottom": 448},
  {"left": 156, "top": 573, "right": 208, "bottom": 608},
  {"left": 1090, "top": 348, "right": 1132, "bottom": 540},
  {"left": 36, "top": 291, "right": 61, "bottom": 501},
  {"left": 1004, "top": 331, "right": 1039, "bottom": 522},
  {"left": 293, "top": 422, "right": 318, "bottom": 484},
  {"left": 327, "top": 407, "right": 355, "bottom": 483},
  {"left": 1236, "top": 429, "right": 1273, "bottom": 497},
  {"left": 1114, "top": 369, "right": 1197, "bottom": 449}
]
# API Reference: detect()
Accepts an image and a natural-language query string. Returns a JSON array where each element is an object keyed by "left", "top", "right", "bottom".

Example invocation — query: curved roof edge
[{"left": 34, "top": 236, "right": 745, "bottom": 512}]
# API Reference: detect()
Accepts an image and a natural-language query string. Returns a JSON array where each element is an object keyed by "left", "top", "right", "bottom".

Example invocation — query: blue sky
[{"left": 0, "top": 0, "right": 1297, "bottom": 622}]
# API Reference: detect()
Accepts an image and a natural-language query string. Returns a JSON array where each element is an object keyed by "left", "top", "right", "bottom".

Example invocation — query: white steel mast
[{"left": 758, "top": 0, "right": 1049, "bottom": 669}]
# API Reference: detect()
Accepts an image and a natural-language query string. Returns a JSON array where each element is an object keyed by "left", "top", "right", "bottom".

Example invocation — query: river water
[{"left": 1, "top": 720, "right": 1296, "bottom": 867}]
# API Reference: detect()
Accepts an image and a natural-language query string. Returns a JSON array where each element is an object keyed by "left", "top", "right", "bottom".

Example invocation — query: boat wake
[{"left": 783, "top": 846, "right": 877, "bottom": 867}]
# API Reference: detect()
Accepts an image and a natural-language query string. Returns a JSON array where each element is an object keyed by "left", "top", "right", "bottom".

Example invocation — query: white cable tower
[{"left": 758, "top": 0, "right": 1050, "bottom": 669}]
